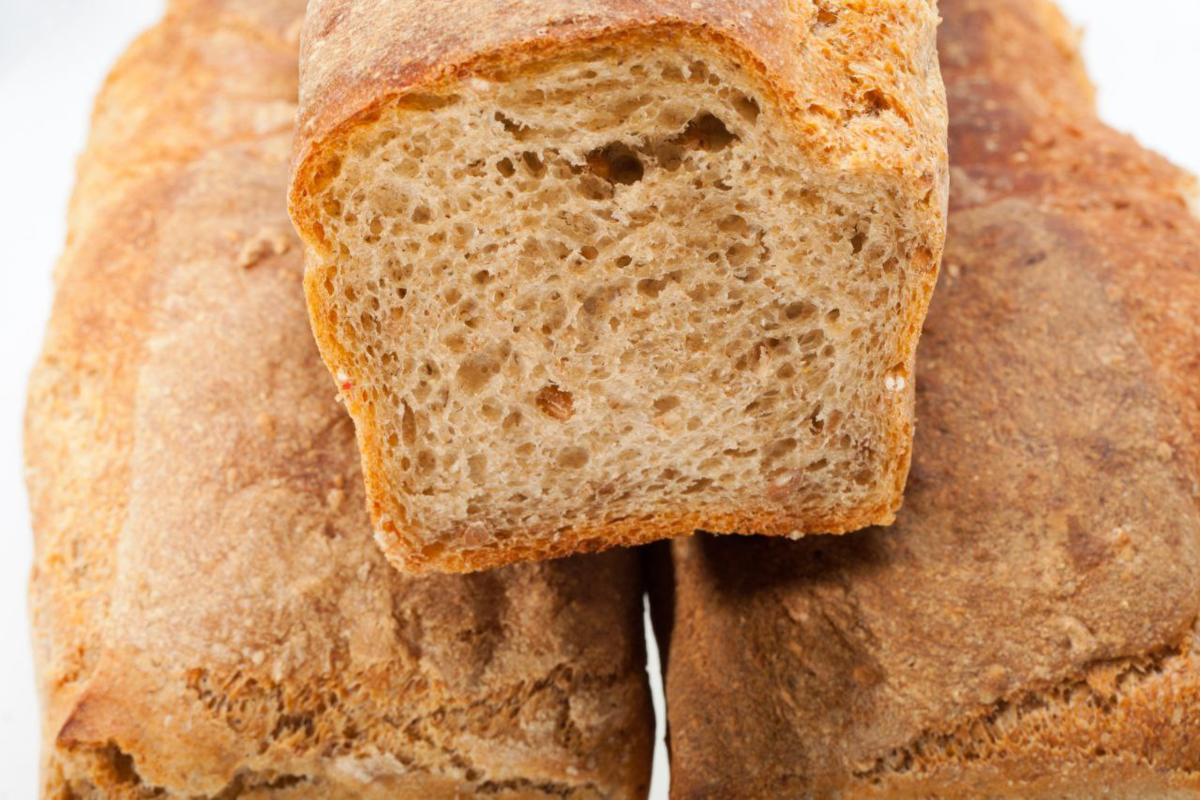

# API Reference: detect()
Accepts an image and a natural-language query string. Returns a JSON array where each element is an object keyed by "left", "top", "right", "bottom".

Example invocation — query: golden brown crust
[
  {"left": 290, "top": 0, "right": 946, "bottom": 210},
  {"left": 25, "top": 1, "right": 653, "bottom": 796},
  {"left": 652, "top": 0, "right": 1200, "bottom": 795},
  {"left": 288, "top": 0, "right": 948, "bottom": 574}
]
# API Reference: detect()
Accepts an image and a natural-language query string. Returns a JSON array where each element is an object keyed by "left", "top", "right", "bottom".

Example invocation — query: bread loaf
[
  {"left": 288, "top": 0, "right": 949, "bottom": 574},
  {"left": 652, "top": 0, "right": 1200, "bottom": 794},
  {"left": 25, "top": 1, "right": 652, "bottom": 795}
]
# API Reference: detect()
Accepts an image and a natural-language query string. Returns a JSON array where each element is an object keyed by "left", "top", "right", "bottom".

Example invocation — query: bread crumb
[
  {"left": 237, "top": 227, "right": 291, "bottom": 269},
  {"left": 464, "top": 522, "right": 489, "bottom": 546},
  {"left": 327, "top": 488, "right": 346, "bottom": 511}
]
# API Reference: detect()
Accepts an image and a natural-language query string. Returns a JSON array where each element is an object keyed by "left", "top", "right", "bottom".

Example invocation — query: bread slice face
[{"left": 291, "top": 7, "right": 947, "bottom": 573}]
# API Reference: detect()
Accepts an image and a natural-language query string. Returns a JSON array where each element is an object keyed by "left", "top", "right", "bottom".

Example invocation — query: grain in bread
[
  {"left": 288, "top": 0, "right": 949, "bottom": 574},
  {"left": 651, "top": 0, "right": 1200, "bottom": 794},
  {"left": 25, "top": 1, "right": 653, "bottom": 795}
]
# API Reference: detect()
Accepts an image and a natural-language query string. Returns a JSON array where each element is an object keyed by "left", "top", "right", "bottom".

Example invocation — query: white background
[{"left": 0, "top": 1, "right": 1197, "bottom": 797}]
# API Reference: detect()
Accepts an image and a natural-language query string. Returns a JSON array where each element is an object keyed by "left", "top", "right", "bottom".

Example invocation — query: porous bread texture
[{"left": 301, "top": 42, "right": 936, "bottom": 573}]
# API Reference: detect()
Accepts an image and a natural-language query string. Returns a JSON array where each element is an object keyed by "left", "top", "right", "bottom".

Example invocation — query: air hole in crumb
[
  {"left": 912, "top": 246, "right": 935, "bottom": 270},
  {"left": 494, "top": 111, "right": 529, "bottom": 139},
  {"left": 557, "top": 446, "right": 590, "bottom": 469},
  {"left": 411, "top": 206, "right": 432, "bottom": 223},
  {"left": 814, "top": 5, "right": 839, "bottom": 27},
  {"left": 521, "top": 151, "right": 545, "bottom": 177},
  {"left": 672, "top": 113, "right": 738, "bottom": 152},
  {"left": 496, "top": 158, "right": 516, "bottom": 177},
  {"left": 456, "top": 353, "right": 501, "bottom": 394},
  {"left": 862, "top": 89, "right": 901, "bottom": 118},
  {"left": 580, "top": 245, "right": 599, "bottom": 260},
  {"left": 718, "top": 214, "right": 751, "bottom": 235},
  {"left": 727, "top": 242, "right": 755, "bottom": 267},
  {"left": 785, "top": 301, "right": 816, "bottom": 320},
  {"left": 638, "top": 277, "right": 669, "bottom": 299},
  {"left": 586, "top": 143, "right": 645, "bottom": 185},
  {"left": 536, "top": 384, "right": 574, "bottom": 420},
  {"left": 734, "top": 93, "right": 761, "bottom": 124},
  {"left": 851, "top": 231, "right": 867, "bottom": 254},
  {"left": 468, "top": 454, "right": 487, "bottom": 483},
  {"left": 653, "top": 396, "right": 681, "bottom": 413}
]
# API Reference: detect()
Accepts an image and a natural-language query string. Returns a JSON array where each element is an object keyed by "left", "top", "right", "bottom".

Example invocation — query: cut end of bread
[{"left": 292, "top": 40, "right": 942, "bottom": 572}]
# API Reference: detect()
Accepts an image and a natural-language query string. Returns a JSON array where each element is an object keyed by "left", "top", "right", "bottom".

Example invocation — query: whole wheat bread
[
  {"left": 651, "top": 0, "right": 1200, "bottom": 795},
  {"left": 24, "top": 1, "right": 653, "bottom": 795},
  {"left": 288, "top": 0, "right": 949, "bottom": 573}
]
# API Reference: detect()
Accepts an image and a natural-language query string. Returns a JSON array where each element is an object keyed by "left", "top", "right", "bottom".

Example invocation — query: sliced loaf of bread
[{"left": 289, "top": 0, "right": 948, "bottom": 573}]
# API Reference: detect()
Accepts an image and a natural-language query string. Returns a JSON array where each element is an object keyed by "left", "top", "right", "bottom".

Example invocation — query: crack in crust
[{"left": 854, "top": 627, "right": 1200, "bottom": 783}]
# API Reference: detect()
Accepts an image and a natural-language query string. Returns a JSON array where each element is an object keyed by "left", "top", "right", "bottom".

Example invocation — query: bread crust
[
  {"left": 652, "top": 0, "right": 1200, "bottom": 794},
  {"left": 288, "top": 0, "right": 949, "bottom": 574},
  {"left": 25, "top": 1, "right": 653, "bottom": 795}
]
